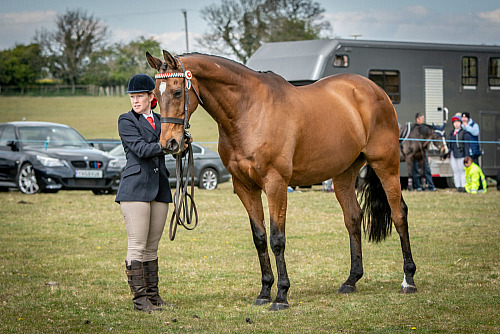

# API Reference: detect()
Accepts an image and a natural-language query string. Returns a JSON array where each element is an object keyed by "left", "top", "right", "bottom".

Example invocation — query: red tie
[{"left": 147, "top": 116, "right": 155, "bottom": 129}]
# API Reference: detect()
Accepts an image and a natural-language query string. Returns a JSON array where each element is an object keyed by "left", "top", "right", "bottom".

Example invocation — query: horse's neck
[{"left": 187, "top": 55, "right": 257, "bottom": 134}]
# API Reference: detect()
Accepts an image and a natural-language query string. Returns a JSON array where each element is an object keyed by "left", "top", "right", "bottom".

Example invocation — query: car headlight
[
  {"left": 36, "top": 154, "right": 66, "bottom": 167},
  {"left": 107, "top": 158, "right": 125, "bottom": 170}
]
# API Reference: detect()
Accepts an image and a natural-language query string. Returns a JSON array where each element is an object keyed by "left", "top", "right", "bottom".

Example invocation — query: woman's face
[
  {"left": 453, "top": 120, "right": 461, "bottom": 129},
  {"left": 129, "top": 92, "right": 153, "bottom": 115}
]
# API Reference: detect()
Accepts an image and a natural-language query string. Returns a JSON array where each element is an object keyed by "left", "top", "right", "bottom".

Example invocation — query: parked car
[
  {"left": 108, "top": 142, "right": 231, "bottom": 190},
  {"left": 0, "top": 121, "right": 123, "bottom": 194},
  {"left": 88, "top": 138, "right": 121, "bottom": 152}
]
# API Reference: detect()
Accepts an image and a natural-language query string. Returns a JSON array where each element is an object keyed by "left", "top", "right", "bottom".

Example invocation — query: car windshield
[
  {"left": 18, "top": 126, "right": 90, "bottom": 149},
  {"left": 108, "top": 144, "right": 125, "bottom": 157}
]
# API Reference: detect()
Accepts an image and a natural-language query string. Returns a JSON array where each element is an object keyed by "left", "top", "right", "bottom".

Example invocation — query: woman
[
  {"left": 443, "top": 115, "right": 470, "bottom": 192},
  {"left": 115, "top": 73, "right": 172, "bottom": 312}
]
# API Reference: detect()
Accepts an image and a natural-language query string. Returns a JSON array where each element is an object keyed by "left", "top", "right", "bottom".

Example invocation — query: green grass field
[
  {"left": 0, "top": 186, "right": 499, "bottom": 333},
  {"left": 0, "top": 96, "right": 499, "bottom": 333}
]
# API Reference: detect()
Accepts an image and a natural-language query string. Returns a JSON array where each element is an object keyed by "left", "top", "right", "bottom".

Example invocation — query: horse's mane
[{"left": 178, "top": 52, "right": 286, "bottom": 82}]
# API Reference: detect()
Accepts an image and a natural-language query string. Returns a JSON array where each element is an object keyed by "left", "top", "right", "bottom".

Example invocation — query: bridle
[
  {"left": 155, "top": 58, "right": 203, "bottom": 130},
  {"left": 154, "top": 57, "right": 203, "bottom": 240}
]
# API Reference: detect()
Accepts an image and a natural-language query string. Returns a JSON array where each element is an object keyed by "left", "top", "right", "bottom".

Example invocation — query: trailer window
[
  {"left": 488, "top": 57, "right": 500, "bottom": 87},
  {"left": 333, "top": 54, "right": 349, "bottom": 68},
  {"left": 368, "top": 70, "right": 400, "bottom": 104},
  {"left": 462, "top": 57, "right": 477, "bottom": 87}
]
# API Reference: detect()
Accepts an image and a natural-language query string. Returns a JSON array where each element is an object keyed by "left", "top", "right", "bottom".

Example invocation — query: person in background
[
  {"left": 463, "top": 156, "right": 487, "bottom": 194},
  {"left": 115, "top": 73, "right": 172, "bottom": 312},
  {"left": 461, "top": 112, "right": 481, "bottom": 165},
  {"left": 443, "top": 115, "right": 470, "bottom": 192},
  {"left": 412, "top": 113, "right": 436, "bottom": 191}
]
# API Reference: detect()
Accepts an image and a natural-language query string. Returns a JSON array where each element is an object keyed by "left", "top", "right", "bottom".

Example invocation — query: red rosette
[{"left": 151, "top": 96, "right": 158, "bottom": 109}]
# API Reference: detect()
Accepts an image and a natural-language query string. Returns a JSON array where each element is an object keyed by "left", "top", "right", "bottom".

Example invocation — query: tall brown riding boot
[
  {"left": 143, "top": 258, "right": 167, "bottom": 306},
  {"left": 125, "top": 260, "right": 162, "bottom": 312}
]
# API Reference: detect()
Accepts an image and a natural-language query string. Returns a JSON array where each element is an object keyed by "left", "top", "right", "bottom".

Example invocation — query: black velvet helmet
[{"left": 126, "top": 73, "right": 155, "bottom": 93}]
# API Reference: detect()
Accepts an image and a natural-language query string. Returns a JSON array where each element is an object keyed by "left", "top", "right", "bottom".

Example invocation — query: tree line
[{"left": 0, "top": 0, "right": 331, "bottom": 89}]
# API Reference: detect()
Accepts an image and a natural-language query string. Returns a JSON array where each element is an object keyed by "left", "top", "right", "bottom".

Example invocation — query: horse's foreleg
[
  {"left": 334, "top": 164, "right": 364, "bottom": 293},
  {"left": 418, "top": 159, "right": 426, "bottom": 189},
  {"left": 264, "top": 177, "right": 290, "bottom": 311},
  {"left": 232, "top": 178, "right": 274, "bottom": 305}
]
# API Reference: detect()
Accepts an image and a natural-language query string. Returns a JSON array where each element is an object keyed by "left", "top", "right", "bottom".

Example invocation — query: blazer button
[{"left": 154, "top": 168, "right": 159, "bottom": 173}]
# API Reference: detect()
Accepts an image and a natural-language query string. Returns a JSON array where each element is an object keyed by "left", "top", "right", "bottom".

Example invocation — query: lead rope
[{"left": 169, "top": 138, "right": 198, "bottom": 241}]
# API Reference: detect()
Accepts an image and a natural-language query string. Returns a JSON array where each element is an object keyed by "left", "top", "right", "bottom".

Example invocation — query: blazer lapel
[
  {"left": 153, "top": 112, "right": 161, "bottom": 137},
  {"left": 140, "top": 115, "right": 158, "bottom": 138}
]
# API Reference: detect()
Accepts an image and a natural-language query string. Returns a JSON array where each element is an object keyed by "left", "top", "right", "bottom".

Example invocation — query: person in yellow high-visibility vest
[{"left": 464, "top": 156, "right": 487, "bottom": 194}]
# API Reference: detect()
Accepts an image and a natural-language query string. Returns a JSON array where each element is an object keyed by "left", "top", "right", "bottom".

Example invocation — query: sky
[{"left": 1, "top": 0, "right": 499, "bottom": 57}]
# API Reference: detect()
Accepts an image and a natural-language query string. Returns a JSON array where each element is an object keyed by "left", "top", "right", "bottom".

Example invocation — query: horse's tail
[{"left": 358, "top": 164, "right": 392, "bottom": 243}]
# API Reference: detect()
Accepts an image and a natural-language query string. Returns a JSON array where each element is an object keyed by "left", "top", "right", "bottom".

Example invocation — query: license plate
[{"left": 75, "top": 169, "right": 103, "bottom": 178}]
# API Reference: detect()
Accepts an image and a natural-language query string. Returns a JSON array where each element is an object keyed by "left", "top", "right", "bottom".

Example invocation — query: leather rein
[{"left": 154, "top": 58, "right": 203, "bottom": 241}]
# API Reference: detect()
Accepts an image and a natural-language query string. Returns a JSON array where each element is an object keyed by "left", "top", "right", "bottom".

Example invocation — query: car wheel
[
  {"left": 17, "top": 163, "right": 40, "bottom": 194},
  {"left": 199, "top": 168, "right": 218, "bottom": 190}
]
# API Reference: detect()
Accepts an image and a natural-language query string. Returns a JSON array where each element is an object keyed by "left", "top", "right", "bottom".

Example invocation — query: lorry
[{"left": 246, "top": 39, "right": 500, "bottom": 185}]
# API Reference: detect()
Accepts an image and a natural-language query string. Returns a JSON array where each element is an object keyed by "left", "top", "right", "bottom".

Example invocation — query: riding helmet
[{"left": 126, "top": 73, "right": 155, "bottom": 93}]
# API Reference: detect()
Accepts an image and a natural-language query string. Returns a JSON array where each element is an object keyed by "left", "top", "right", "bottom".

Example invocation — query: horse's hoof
[
  {"left": 254, "top": 298, "right": 272, "bottom": 306},
  {"left": 400, "top": 285, "right": 417, "bottom": 294},
  {"left": 338, "top": 284, "right": 356, "bottom": 294},
  {"left": 269, "top": 302, "right": 289, "bottom": 311}
]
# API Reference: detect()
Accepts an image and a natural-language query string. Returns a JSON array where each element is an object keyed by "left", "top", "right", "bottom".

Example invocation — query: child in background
[{"left": 464, "top": 156, "right": 487, "bottom": 194}]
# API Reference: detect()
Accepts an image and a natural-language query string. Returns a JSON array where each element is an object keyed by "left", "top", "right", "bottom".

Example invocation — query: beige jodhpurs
[{"left": 120, "top": 201, "right": 169, "bottom": 264}]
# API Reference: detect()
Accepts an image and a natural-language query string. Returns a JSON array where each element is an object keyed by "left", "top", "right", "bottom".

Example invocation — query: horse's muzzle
[{"left": 164, "top": 138, "right": 180, "bottom": 154}]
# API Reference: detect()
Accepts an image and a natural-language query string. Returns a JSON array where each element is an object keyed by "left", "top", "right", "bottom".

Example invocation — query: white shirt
[{"left": 142, "top": 111, "right": 155, "bottom": 127}]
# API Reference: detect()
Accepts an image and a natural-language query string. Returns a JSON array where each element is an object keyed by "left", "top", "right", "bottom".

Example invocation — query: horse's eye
[{"left": 173, "top": 89, "right": 182, "bottom": 99}]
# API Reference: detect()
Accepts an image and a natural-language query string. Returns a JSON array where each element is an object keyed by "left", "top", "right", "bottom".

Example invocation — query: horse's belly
[{"left": 289, "top": 149, "right": 360, "bottom": 186}]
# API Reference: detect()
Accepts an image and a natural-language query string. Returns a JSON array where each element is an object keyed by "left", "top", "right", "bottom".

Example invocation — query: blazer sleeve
[{"left": 118, "top": 113, "right": 163, "bottom": 159}]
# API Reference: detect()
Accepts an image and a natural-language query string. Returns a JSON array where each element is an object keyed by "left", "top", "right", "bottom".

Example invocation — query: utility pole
[{"left": 182, "top": 9, "right": 189, "bottom": 53}]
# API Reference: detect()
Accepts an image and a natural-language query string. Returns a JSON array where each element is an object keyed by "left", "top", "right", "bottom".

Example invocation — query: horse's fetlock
[
  {"left": 262, "top": 274, "right": 274, "bottom": 287},
  {"left": 404, "top": 261, "right": 416, "bottom": 275}
]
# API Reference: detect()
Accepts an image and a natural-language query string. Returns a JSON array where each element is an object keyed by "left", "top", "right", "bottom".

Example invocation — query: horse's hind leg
[
  {"left": 369, "top": 162, "right": 417, "bottom": 293},
  {"left": 334, "top": 161, "right": 365, "bottom": 293},
  {"left": 232, "top": 177, "right": 274, "bottom": 305}
]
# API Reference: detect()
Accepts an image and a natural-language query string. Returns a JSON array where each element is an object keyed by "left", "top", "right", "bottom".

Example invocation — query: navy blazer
[{"left": 115, "top": 110, "right": 172, "bottom": 203}]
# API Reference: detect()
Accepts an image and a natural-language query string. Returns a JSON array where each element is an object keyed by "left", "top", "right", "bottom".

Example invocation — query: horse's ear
[
  {"left": 146, "top": 51, "right": 162, "bottom": 70},
  {"left": 162, "top": 50, "right": 179, "bottom": 70}
]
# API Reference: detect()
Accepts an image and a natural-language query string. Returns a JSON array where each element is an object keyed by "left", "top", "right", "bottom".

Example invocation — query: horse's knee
[
  {"left": 250, "top": 220, "right": 267, "bottom": 251},
  {"left": 269, "top": 221, "right": 286, "bottom": 254}
]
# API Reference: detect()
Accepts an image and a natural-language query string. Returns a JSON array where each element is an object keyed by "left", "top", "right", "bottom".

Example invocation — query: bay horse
[
  {"left": 146, "top": 51, "right": 417, "bottom": 311},
  {"left": 400, "top": 123, "right": 448, "bottom": 189}
]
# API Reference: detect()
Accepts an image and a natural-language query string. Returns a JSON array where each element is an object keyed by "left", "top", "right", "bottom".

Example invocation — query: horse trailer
[{"left": 247, "top": 39, "right": 500, "bottom": 183}]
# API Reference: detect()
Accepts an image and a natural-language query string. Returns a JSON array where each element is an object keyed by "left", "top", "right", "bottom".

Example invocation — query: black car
[
  {"left": 108, "top": 142, "right": 231, "bottom": 190},
  {"left": 0, "top": 121, "right": 122, "bottom": 194}
]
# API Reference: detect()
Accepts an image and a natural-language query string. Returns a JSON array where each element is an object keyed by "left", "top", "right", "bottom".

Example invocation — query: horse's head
[
  {"left": 146, "top": 50, "right": 201, "bottom": 154},
  {"left": 431, "top": 128, "right": 449, "bottom": 156}
]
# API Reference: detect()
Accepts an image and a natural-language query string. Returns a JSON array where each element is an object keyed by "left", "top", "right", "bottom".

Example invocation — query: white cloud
[
  {"left": 0, "top": 10, "right": 57, "bottom": 25},
  {"left": 0, "top": 11, "right": 58, "bottom": 49},
  {"left": 324, "top": 6, "right": 500, "bottom": 45},
  {"left": 478, "top": 8, "right": 500, "bottom": 24}
]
